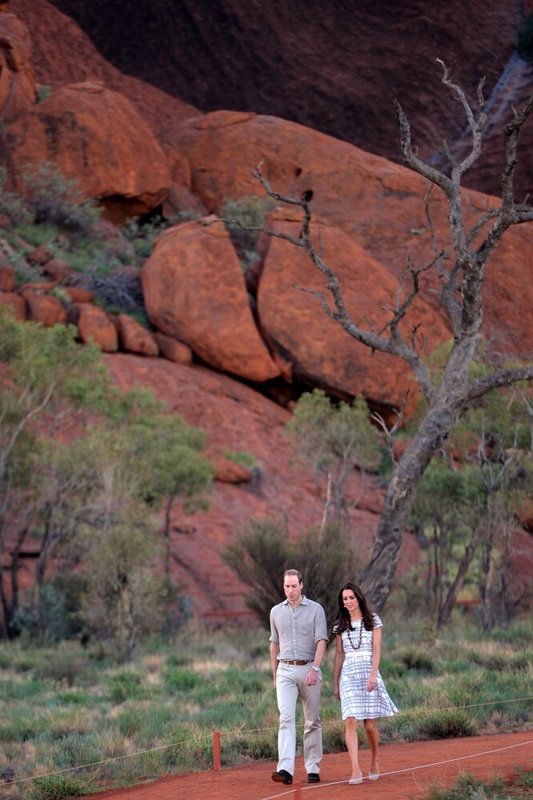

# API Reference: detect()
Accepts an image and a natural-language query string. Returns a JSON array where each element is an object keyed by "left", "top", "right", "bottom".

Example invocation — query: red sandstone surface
[{"left": 20, "top": 0, "right": 532, "bottom": 199}]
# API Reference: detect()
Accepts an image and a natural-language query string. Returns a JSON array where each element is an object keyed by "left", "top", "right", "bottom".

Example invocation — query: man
[{"left": 269, "top": 568, "right": 328, "bottom": 785}]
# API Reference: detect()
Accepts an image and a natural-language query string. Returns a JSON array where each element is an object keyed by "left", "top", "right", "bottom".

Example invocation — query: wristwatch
[{"left": 312, "top": 665, "right": 321, "bottom": 672}]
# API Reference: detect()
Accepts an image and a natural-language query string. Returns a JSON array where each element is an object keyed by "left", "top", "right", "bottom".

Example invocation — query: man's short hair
[{"left": 283, "top": 568, "right": 303, "bottom": 583}]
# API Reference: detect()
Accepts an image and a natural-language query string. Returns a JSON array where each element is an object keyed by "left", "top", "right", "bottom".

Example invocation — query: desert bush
[
  {"left": 221, "top": 194, "right": 274, "bottom": 271},
  {"left": 21, "top": 162, "right": 100, "bottom": 236},
  {"left": 33, "top": 643, "right": 88, "bottom": 687},
  {"left": 108, "top": 669, "right": 146, "bottom": 703},
  {"left": 415, "top": 709, "right": 478, "bottom": 739},
  {"left": 0, "top": 166, "right": 31, "bottom": 225},
  {"left": 164, "top": 666, "right": 202, "bottom": 692},
  {"left": 35, "top": 85, "right": 53, "bottom": 103},
  {"left": 29, "top": 775, "right": 87, "bottom": 800},
  {"left": 426, "top": 773, "right": 506, "bottom": 800},
  {"left": 90, "top": 269, "right": 146, "bottom": 315},
  {"left": 223, "top": 516, "right": 361, "bottom": 626},
  {"left": 223, "top": 450, "right": 259, "bottom": 468},
  {"left": 121, "top": 215, "right": 169, "bottom": 259}
]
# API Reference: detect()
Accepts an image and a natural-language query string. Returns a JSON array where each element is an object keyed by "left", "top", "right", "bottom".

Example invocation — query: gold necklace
[{"left": 346, "top": 619, "right": 363, "bottom": 650}]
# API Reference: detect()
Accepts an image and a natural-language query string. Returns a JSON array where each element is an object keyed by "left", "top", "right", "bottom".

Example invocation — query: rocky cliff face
[{"left": 38, "top": 0, "right": 533, "bottom": 197}]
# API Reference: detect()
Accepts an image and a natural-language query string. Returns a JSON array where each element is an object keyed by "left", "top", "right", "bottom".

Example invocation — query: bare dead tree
[{"left": 252, "top": 61, "right": 533, "bottom": 611}]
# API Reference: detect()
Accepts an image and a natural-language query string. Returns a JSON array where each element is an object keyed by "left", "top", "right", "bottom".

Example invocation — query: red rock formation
[
  {"left": 142, "top": 218, "right": 281, "bottom": 383},
  {"left": 75, "top": 303, "right": 118, "bottom": 351},
  {"left": 24, "top": 292, "right": 66, "bottom": 325},
  {"left": 0, "top": 10, "right": 35, "bottom": 121},
  {"left": 117, "top": 313, "right": 159, "bottom": 357},
  {"left": 0, "top": 265, "right": 15, "bottom": 291},
  {"left": 169, "top": 111, "right": 533, "bottom": 360},
  {"left": 154, "top": 332, "right": 193, "bottom": 365},
  {"left": 0, "top": 290, "right": 25, "bottom": 318},
  {"left": 208, "top": 452, "right": 253, "bottom": 484},
  {"left": 0, "top": 81, "right": 171, "bottom": 220},
  {"left": 62, "top": 286, "right": 92, "bottom": 303}
]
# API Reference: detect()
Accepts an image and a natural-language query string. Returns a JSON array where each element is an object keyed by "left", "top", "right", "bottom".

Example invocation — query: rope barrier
[{"left": 6, "top": 695, "right": 532, "bottom": 788}]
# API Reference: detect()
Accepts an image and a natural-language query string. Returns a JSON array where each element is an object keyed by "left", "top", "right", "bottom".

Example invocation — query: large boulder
[
  {"left": 142, "top": 217, "right": 280, "bottom": 383},
  {"left": 0, "top": 81, "right": 170, "bottom": 220},
  {"left": 167, "top": 111, "right": 533, "bottom": 358},
  {"left": 0, "top": 11, "right": 36, "bottom": 121},
  {"left": 75, "top": 303, "right": 118, "bottom": 352},
  {"left": 258, "top": 209, "right": 450, "bottom": 412}
]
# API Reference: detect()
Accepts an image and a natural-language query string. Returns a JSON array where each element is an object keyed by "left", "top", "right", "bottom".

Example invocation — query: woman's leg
[
  {"left": 363, "top": 719, "right": 380, "bottom": 775},
  {"left": 344, "top": 717, "right": 361, "bottom": 778}
]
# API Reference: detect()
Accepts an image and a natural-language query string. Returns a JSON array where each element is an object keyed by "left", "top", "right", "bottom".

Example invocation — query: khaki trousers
[{"left": 275, "top": 662, "right": 323, "bottom": 776}]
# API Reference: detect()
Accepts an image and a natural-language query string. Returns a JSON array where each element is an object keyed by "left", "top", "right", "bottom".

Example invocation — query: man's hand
[{"left": 305, "top": 668, "right": 319, "bottom": 687}]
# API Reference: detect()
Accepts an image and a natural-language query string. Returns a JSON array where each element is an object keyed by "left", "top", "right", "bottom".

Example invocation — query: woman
[{"left": 333, "top": 582, "right": 398, "bottom": 784}]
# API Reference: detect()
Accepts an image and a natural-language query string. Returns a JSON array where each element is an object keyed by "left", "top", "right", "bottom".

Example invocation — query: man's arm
[
  {"left": 270, "top": 641, "right": 280, "bottom": 687},
  {"left": 313, "top": 638, "right": 327, "bottom": 668},
  {"left": 305, "top": 638, "right": 327, "bottom": 686}
]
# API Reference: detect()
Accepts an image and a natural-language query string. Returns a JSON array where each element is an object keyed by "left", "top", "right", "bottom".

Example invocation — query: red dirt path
[{"left": 94, "top": 731, "right": 532, "bottom": 800}]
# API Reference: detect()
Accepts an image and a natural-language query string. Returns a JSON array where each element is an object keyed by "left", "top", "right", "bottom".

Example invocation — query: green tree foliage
[
  {"left": 409, "top": 381, "right": 533, "bottom": 629},
  {"left": 0, "top": 308, "right": 110, "bottom": 636},
  {"left": 410, "top": 459, "right": 484, "bottom": 627},
  {"left": 0, "top": 308, "right": 213, "bottom": 652},
  {"left": 286, "top": 390, "right": 380, "bottom": 530},
  {"left": 222, "top": 516, "right": 360, "bottom": 629}
]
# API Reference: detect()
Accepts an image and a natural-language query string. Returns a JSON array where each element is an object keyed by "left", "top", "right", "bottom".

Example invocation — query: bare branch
[
  {"left": 292, "top": 284, "right": 336, "bottom": 319},
  {"left": 501, "top": 95, "right": 533, "bottom": 213},
  {"left": 465, "top": 364, "right": 533, "bottom": 405},
  {"left": 395, "top": 99, "right": 453, "bottom": 194},
  {"left": 371, "top": 390, "right": 409, "bottom": 467},
  {"left": 436, "top": 58, "right": 487, "bottom": 178}
]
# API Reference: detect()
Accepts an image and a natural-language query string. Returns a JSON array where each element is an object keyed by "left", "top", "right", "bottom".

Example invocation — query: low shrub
[
  {"left": 109, "top": 670, "right": 146, "bottom": 703},
  {"left": 21, "top": 162, "right": 100, "bottom": 236},
  {"left": 29, "top": 774, "right": 87, "bottom": 800},
  {"left": 220, "top": 195, "right": 274, "bottom": 271},
  {"left": 164, "top": 666, "right": 202, "bottom": 692},
  {"left": 415, "top": 709, "right": 477, "bottom": 740}
]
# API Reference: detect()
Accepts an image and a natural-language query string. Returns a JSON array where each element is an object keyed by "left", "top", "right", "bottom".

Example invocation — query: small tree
[
  {"left": 78, "top": 501, "right": 163, "bottom": 663},
  {"left": 286, "top": 390, "right": 380, "bottom": 531},
  {"left": 410, "top": 459, "right": 484, "bottom": 627}
]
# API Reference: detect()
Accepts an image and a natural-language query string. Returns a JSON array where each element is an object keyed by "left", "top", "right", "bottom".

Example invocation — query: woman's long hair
[{"left": 333, "top": 582, "right": 375, "bottom": 634}]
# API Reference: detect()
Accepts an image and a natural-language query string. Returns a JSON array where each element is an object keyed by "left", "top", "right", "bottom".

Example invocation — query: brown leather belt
[{"left": 281, "top": 659, "right": 312, "bottom": 665}]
